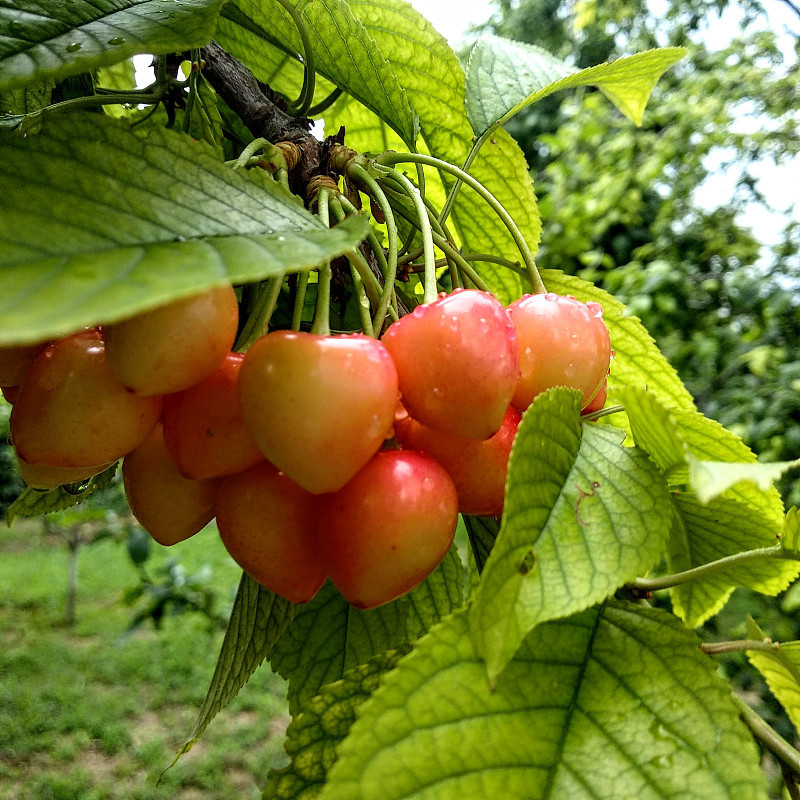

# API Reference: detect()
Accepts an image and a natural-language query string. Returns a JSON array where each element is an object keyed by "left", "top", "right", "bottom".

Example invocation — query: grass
[{"left": 0, "top": 517, "right": 290, "bottom": 800}]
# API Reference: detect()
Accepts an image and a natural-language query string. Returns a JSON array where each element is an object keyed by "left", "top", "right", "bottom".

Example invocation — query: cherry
[
  {"left": 215, "top": 461, "right": 326, "bottom": 604},
  {"left": 507, "top": 293, "right": 611, "bottom": 412},
  {"left": 320, "top": 450, "right": 458, "bottom": 609},
  {"left": 395, "top": 404, "right": 520, "bottom": 517},
  {"left": 123, "top": 424, "right": 218, "bottom": 546},
  {"left": 16, "top": 455, "right": 114, "bottom": 490},
  {"left": 162, "top": 352, "right": 264, "bottom": 480},
  {"left": 238, "top": 331, "right": 399, "bottom": 494},
  {"left": 381, "top": 289, "right": 519, "bottom": 440},
  {"left": 104, "top": 285, "right": 239, "bottom": 397},
  {"left": 0, "top": 341, "right": 50, "bottom": 387},
  {"left": 10, "top": 330, "right": 162, "bottom": 467},
  {"left": 582, "top": 379, "right": 608, "bottom": 415}
]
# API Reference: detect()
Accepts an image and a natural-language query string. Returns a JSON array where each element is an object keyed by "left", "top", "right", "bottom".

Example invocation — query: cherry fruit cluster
[{"left": 0, "top": 286, "right": 610, "bottom": 609}]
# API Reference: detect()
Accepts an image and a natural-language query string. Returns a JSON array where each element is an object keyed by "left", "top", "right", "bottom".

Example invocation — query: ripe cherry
[
  {"left": 0, "top": 341, "right": 50, "bottom": 387},
  {"left": 162, "top": 352, "right": 264, "bottom": 480},
  {"left": 16, "top": 455, "right": 114, "bottom": 490},
  {"left": 381, "top": 289, "right": 519, "bottom": 440},
  {"left": 123, "top": 424, "right": 218, "bottom": 546},
  {"left": 320, "top": 450, "right": 458, "bottom": 609},
  {"left": 238, "top": 331, "right": 399, "bottom": 494},
  {"left": 104, "top": 285, "right": 238, "bottom": 397},
  {"left": 10, "top": 330, "right": 162, "bottom": 467},
  {"left": 215, "top": 461, "right": 326, "bottom": 604},
  {"left": 395, "top": 404, "right": 521, "bottom": 517},
  {"left": 508, "top": 293, "right": 611, "bottom": 412},
  {"left": 582, "top": 379, "right": 608, "bottom": 415}
]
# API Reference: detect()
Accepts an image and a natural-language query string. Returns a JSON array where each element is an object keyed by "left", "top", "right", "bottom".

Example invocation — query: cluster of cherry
[{"left": 0, "top": 287, "right": 610, "bottom": 609}]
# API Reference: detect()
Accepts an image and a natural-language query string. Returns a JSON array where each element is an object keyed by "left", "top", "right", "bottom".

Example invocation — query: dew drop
[
  {"left": 65, "top": 42, "right": 82, "bottom": 52},
  {"left": 107, "top": 36, "right": 125, "bottom": 45},
  {"left": 544, "top": 292, "right": 559, "bottom": 302},
  {"left": 586, "top": 301, "right": 604, "bottom": 318}
]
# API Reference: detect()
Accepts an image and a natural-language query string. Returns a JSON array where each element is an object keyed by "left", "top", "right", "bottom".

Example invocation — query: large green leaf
[
  {"left": 270, "top": 546, "right": 463, "bottom": 715},
  {"left": 264, "top": 647, "right": 410, "bottom": 800},
  {"left": 217, "top": 0, "right": 418, "bottom": 145},
  {"left": 327, "top": 0, "right": 539, "bottom": 303},
  {"left": 0, "top": 114, "right": 369, "bottom": 344},
  {"left": 171, "top": 574, "right": 296, "bottom": 764},
  {"left": 465, "top": 36, "right": 686, "bottom": 137},
  {"left": 470, "top": 387, "right": 671, "bottom": 682},
  {"left": 319, "top": 602, "right": 768, "bottom": 800},
  {"left": 0, "top": 0, "right": 224, "bottom": 92},
  {"left": 667, "top": 495, "right": 799, "bottom": 628},
  {"left": 747, "top": 617, "right": 800, "bottom": 735}
]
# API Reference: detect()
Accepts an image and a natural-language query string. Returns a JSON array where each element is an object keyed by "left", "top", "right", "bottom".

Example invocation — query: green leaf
[
  {"left": 746, "top": 617, "right": 800, "bottom": 736},
  {"left": 470, "top": 387, "right": 672, "bottom": 682},
  {"left": 0, "top": 0, "right": 224, "bottom": 93},
  {"left": 271, "top": 546, "right": 462, "bottom": 715},
  {"left": 4, "top": 463, "right": 119, "bottom": 526},
  {"left": 263, "top": 646, "right": 410, "bottom": 800},
  {"left": 0, "top": 114, "right": 369, "bottom": 344},
  {"left": 217, "top": 0, "right": 418, "bottom": 146},
  {"left": 465, "top": 36, "right": 687, "bottom": 137},
  {"left": 781, "top": 508, "right": 800, "bottom": 553},
  {"left": 540, "top": 270, "right": 696, "bottom": 413},
  {"left": 667, "top": 495, "right": 799, "bottom": 628},
  {"left": 688, "top": 454, "right": 800, "bottom": 505},
  {"left": 324, "top": 0, "right": 539, "bottom": 303},
  {"left": 319, "top": 602, "right": 768, "bottom": 800},
  {"left": 170, "top": 574, "right": 296, "bottom": 766},
  {"left": 620, "top": 387, "right": 785, "bottom": 529}
]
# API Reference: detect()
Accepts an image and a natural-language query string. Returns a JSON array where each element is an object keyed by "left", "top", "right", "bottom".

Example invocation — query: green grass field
[{"left": 0, "top": 517, "right": 290, "bottom": 800}]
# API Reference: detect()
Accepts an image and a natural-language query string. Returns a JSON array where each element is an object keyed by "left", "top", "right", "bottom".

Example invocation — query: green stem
[
  {"left": 437, "top": 134, "right": 484, "bottom": 228},
  {"left": 379, "top": 167, "right": 436, "bottom": 304},
  {"left": 376, "top": 151, "right": 545, "bottom": 293},
  {"left": 349, "top": 262, "right": 375, "bottom": 337},
  {"left": 275, "top": 0, "right": 316, "bottom": 117},
  {"left": 312, "top": 189, "right": 332, "bottom": 337},
  {"left": 291, "top": 272, "right": 310, "bottom": 331},
  {"left": 735, "top": 696, "right": 800, "bottom": 778},
  {"left": 306, "top": 87, "right": 343, "bottom": 116},
  {"left": 633, "top": 546, "right": 800, "bottom": 592},
  {"left": 234, "top": 276, "right": 284, "bottom": 351},
  {"left": 701, "top": 639, "right": 780, "bottom": 655},
  {"left": 581, "top": 404, "right": 625, "bottom": 422},
  {"left": 19, "top": 90, "right": 163, "bottom": 126}
]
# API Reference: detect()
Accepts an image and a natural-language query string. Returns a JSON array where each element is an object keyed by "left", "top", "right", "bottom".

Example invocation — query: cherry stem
[
  {"left": 275, "top": 0, "right": 316, "bottom": 117},
  {"left": 437, "top": 136, "right": 482, "bottom": 229},
  {"left": 291, "top": 271, "right": 309, "bottom": 331},
  {"left": 348, "top": 261, "right": 375, "bottom": 337},
  {"left": 377, "top": 167, "right": 436, "bottom": 304},
  {"left": 632, "top": 545, "right": 800, "bottom": 593},
  {"left": 312, "top": 189, "right": 332, "bottom": 337},
  {"left": 375, "top": 151, "right": 546, "bottom": 294},
  {"left": 235, "top": 275, "right": 285, "bottom": 351}
]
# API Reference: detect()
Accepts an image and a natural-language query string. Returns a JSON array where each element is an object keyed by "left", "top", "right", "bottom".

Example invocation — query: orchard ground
[{"left": 0, "top": 518, "right": 289, "bottom": 800}]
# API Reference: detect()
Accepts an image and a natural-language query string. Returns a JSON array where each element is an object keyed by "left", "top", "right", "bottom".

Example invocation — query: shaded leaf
[
  {"left": 470, "top": 387, "right": 671, "bottom": 682},
  {"left": 170, "top": 574, "right": 296, "bottom": 765},
  {"left": 667, "top": 495, "right": 798, "bottom": 628},
  {"left": 319, "top": 602, "right": 767, "bottom": 800},
  {"left": 465, "top": 36, "right": 686, "bottom": 137},
  {"left": 0, "top": 114, "right": 369, "bottom": 344},
  {"left": 463, "top": 514, "right": 500, "bottom": 574},
  {"left": 0, "top": 0, "right": 224, "bottom": 92},
  {"left": 4, "top": 463, "right": 118, "bottom": 525},
  {"left": 263, "top": 646, "right": 410, "bottom": 800},
  {"left": 271, "top": 545, "right": 462, "bottom": 715}
]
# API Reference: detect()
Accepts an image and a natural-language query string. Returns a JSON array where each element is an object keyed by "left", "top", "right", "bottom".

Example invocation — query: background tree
[{"left": 485, "top": 0, "right": 800, "bottom": 505}]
